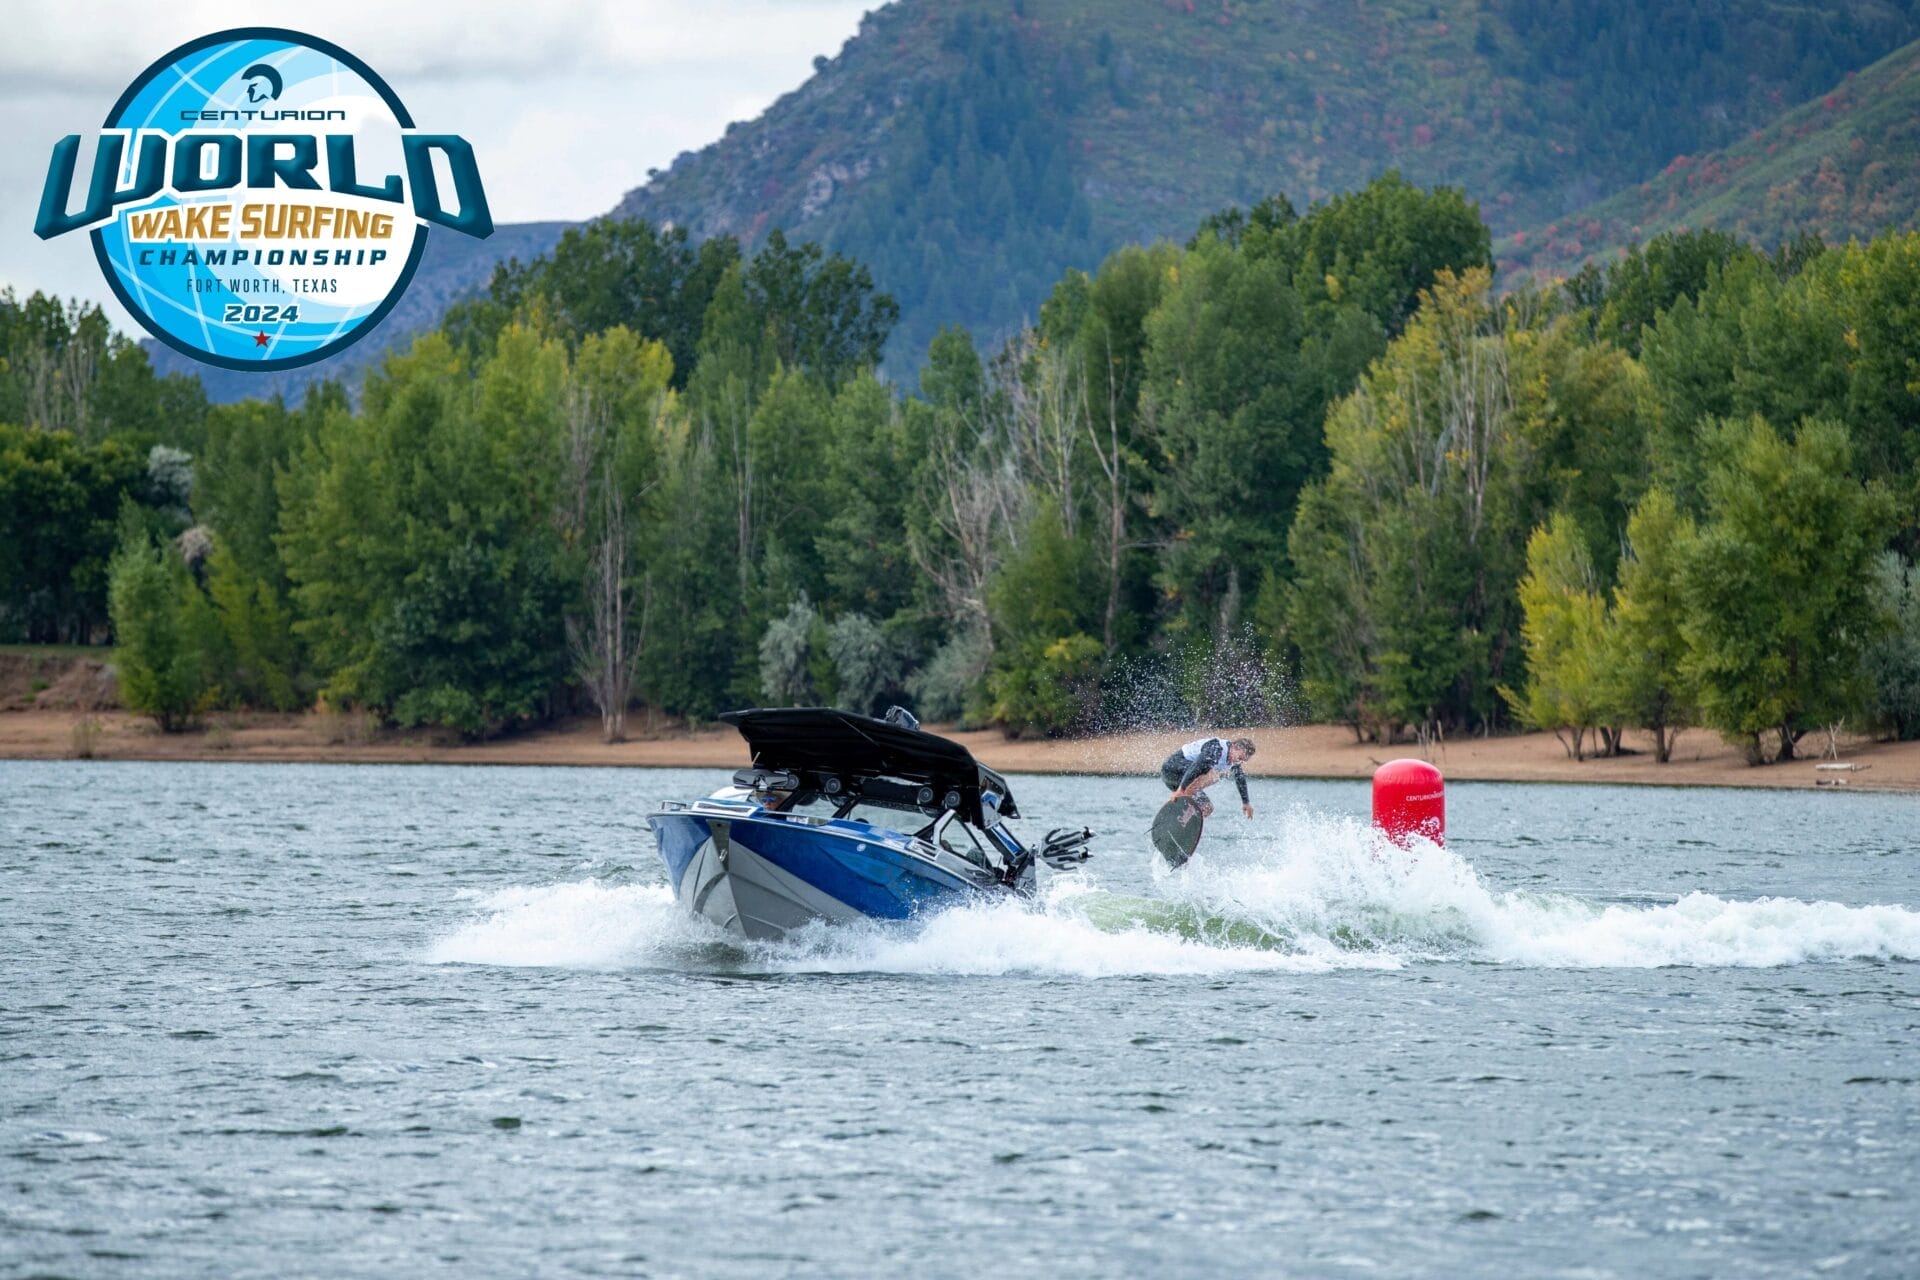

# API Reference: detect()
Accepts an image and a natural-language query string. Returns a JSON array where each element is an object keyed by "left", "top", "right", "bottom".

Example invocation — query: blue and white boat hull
[{"left": 649, "top": 801, "right": 1013, "bottom": 941}]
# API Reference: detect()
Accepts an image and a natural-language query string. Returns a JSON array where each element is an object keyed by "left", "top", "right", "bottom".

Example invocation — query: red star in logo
[{"left": 254, "top": 331, "right": 269, "bottom": 348}]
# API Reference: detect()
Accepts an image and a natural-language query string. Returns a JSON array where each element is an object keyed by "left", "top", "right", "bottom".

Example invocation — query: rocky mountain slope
[
  {"left": 1502, "top": 38, "right": 1920, "bottom": 278},
  {"left": 154, "top": 0, "right": 1920, "bottom": 394},
  {"left": 615, "top": 0, "right": 1920, "bottom": 366}
]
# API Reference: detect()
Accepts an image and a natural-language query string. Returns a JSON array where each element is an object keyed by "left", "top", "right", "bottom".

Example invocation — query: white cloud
[
  {"left": 0, "top": 1, "right": 871, "bottom": 91},
  {"left": 1, "top": 0, "right": 870, "bottom": 329}
]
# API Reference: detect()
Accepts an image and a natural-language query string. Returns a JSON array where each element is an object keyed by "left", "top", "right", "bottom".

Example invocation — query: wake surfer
[{"left": 1160, "top": 735, "right": 1256, "bottom": 820}]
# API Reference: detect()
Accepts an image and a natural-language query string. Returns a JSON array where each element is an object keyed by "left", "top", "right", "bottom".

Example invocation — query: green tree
[
  {"left": 635, "top": 426, "right": 740, "bottom": 720},
  {"left": 561, "top": 328, "right": 673, "bottom": 741},
  {"left": 1639, "top": 262, "right": 1759, "bottom": 505},
  {"left": 1286, "top": 269, "right": 1536, "bottom": 739},
  {"left": 1833, "top": 234, "right": 1920, "bottom": 540},
  {"left": 1604, "top": 489, "right": 1696, "bottom": 762},
  {"left": 1679, "top": 418, "right": 1893, "bottom": 763},
  {"left": 1590, "top": 228, "right": 1757, "bottom": 355},
  {"left": 191, "top": 391, "right": 344, "bottom": 704},
  {"left": 1146, "top": 174, "right": 1491, "bottom": 635},
  {"left": 1282, "top": 482, "right": 1372, "bottom": 734},
  {"left": 816, "top": 373, "right": 916, "bottom": 621},
  {"left": 107, "top": 531, "right": 219, "bottom": 731},
  {"left": 902, "top": 327, "right": 1026, "bottom": 671},
  {"left": 1642, "top": 235, "right": 1920, "bottom": 536},
  {"left": 204, "top": 537, "right": 301, "bottom": 711},
  {"left": 0, "top": 424, "right": 147, "bottom": 642},
  {"left": 1038, "top": 242, "right": 1176, "bottom": 654},
  {"left": 1503, "top": 516, "right": 1611, "bottom": 759},
  {"left": 195, "top": 390, "right": 342, "bottom": 591},
  {"left": 448, "top": 219, "right": 736, "bottom": 386},
  {"left": 1266, "top": 171, "right": 1491, "bottom": 336},
  {"left": 1864, "top": 553, "right": 1920, "bottom": 741},
  {"left": 1143, "top": 234, "right": 1312, "bottom": 629},
  {"left": 743, "top": 368, "right": 834, "bottom": 597},
  {"left": 1525, "top": 325, "right": 1657, "bottom": 573},
  {"left": 1366, "top": 487, "right": 1486, "bottom": 740},
  {"left": 744, "top": 231, "right": 899, "bottom": 391},
  {"left": 278, "top": 329, "right": 570, "bottom": 736},
  {"left": 984, "top": 499, "right": 1102, "bottom": 735},
  {"left": 0, "top": 289, "right": 206, "bottom": 445}
]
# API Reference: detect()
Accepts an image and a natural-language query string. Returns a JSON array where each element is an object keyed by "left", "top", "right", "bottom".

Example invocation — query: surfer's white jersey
[
  {"left": 1178, "top": 736, "right": 1230, "bottom": 763},
  {"left": 1162, "top": 737, "right": 1250, "bottom": 805}
]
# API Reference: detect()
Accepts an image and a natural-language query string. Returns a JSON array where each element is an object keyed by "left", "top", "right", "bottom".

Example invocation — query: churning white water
[{"left": 427, "top": 804, "right": 1920, "bottom": 974}]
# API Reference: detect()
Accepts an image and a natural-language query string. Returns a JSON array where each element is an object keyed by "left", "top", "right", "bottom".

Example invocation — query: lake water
[{"left": 3, "top": 761, "right": 1918, "bottom": 1277}]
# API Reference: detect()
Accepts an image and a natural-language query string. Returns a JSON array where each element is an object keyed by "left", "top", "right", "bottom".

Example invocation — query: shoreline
[{"left": 2, "top": 710, "right": 1915, "bottom": 793}]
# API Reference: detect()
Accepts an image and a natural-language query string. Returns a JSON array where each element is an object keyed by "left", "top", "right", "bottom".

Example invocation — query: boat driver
[{"left": 1160, "top": 736, "right": 1256, "bottom": 819}]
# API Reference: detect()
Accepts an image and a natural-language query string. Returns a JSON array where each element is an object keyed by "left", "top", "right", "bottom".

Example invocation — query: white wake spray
[
  {"left": 425, "top": 880, "right": 707, "bottom": 967},
  {"left": 426, "top": 805, "right": 1920, "bottom": 974},
  {"left": 1134, "top": 807, "right": 1920, "bottom": 968}
]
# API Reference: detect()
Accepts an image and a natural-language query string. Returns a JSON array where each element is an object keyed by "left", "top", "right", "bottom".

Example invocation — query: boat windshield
[
  {"left": 752, "top": 789, "right": 894, "bottom": 829},
  {"left": 733, "top": 784, "right": 1011, "bottom": 874}
]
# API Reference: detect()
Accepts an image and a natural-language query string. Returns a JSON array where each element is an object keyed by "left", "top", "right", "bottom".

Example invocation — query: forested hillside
[
  {"left": 1503, "top": 38, "right": 1920, "bottom": 279},
  {"left": 618, "top": 0, "right": 1920, "bottom": 368},
  {"left": 139, "top": 1, "right": 1920, "bottom": 396}
]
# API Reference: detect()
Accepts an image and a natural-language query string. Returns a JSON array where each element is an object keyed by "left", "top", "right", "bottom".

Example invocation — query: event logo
[{"left": 34, "top": 28, "right": 493, "bottom": 371}]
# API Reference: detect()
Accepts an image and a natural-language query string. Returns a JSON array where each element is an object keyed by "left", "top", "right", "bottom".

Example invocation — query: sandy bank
[{"left": 2, "top": 709, "right": 1915, "bottom": 793}]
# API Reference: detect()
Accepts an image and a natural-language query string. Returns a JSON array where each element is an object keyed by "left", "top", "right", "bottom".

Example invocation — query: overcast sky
[{"left": 3, "top": 0, "right": 871, "bottom": 332}]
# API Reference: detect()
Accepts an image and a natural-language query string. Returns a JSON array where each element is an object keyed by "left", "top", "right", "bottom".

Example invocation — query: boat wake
[{"left": 426, "top": 808, "right": 1920, "bottom": 976}]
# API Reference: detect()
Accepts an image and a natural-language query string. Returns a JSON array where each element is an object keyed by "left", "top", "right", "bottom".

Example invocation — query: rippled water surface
[{"left": 4, "top": 761, "right": 1918, "bottom": 1277}]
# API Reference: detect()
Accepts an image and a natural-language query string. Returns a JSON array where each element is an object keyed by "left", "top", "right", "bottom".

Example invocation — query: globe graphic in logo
[{"left": 84, "top": 29, "right": 477, "bottom": 371}]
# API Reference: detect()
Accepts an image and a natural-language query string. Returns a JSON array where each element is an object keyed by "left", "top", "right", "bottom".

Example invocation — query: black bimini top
[{"left": 720, "top": 708, "right": 1017, "bottom": 825}]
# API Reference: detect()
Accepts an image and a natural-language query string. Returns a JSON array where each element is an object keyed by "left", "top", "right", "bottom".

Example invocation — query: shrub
[
  {"left": 758, "top": 594, "right": 817, "bottom": 705},
  {"left": 826, "top": 612, "right": 901, "bottom": 715},
  {"left": 908, "top": 625, "right": 992, "bottom": 724},
  {"left": 988, "top": 633, "right": 1103, "bottom": 737}
]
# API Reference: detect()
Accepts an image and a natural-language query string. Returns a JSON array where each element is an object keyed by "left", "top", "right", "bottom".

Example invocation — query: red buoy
[{"left": 1373, "top": 759, "right": 1444, "bottom": 847}]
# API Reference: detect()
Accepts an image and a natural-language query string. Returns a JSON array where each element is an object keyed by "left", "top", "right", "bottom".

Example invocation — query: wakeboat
[{"left": 647, "top": 707, "right": 1090, "bottom": 940}]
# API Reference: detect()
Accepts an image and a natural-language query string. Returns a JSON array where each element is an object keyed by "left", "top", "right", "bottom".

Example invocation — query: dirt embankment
[
  {"left": 1, "top": 693, "right": 1915, "bottom": 793},
  {"left": 0, "top": 650, "right": 117, "bottom": 712}
]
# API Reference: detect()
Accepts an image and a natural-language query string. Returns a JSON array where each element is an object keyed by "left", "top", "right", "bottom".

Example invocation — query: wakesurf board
[{"left": 1150, "top": 793, "right": 1210, "bottom": 868}]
